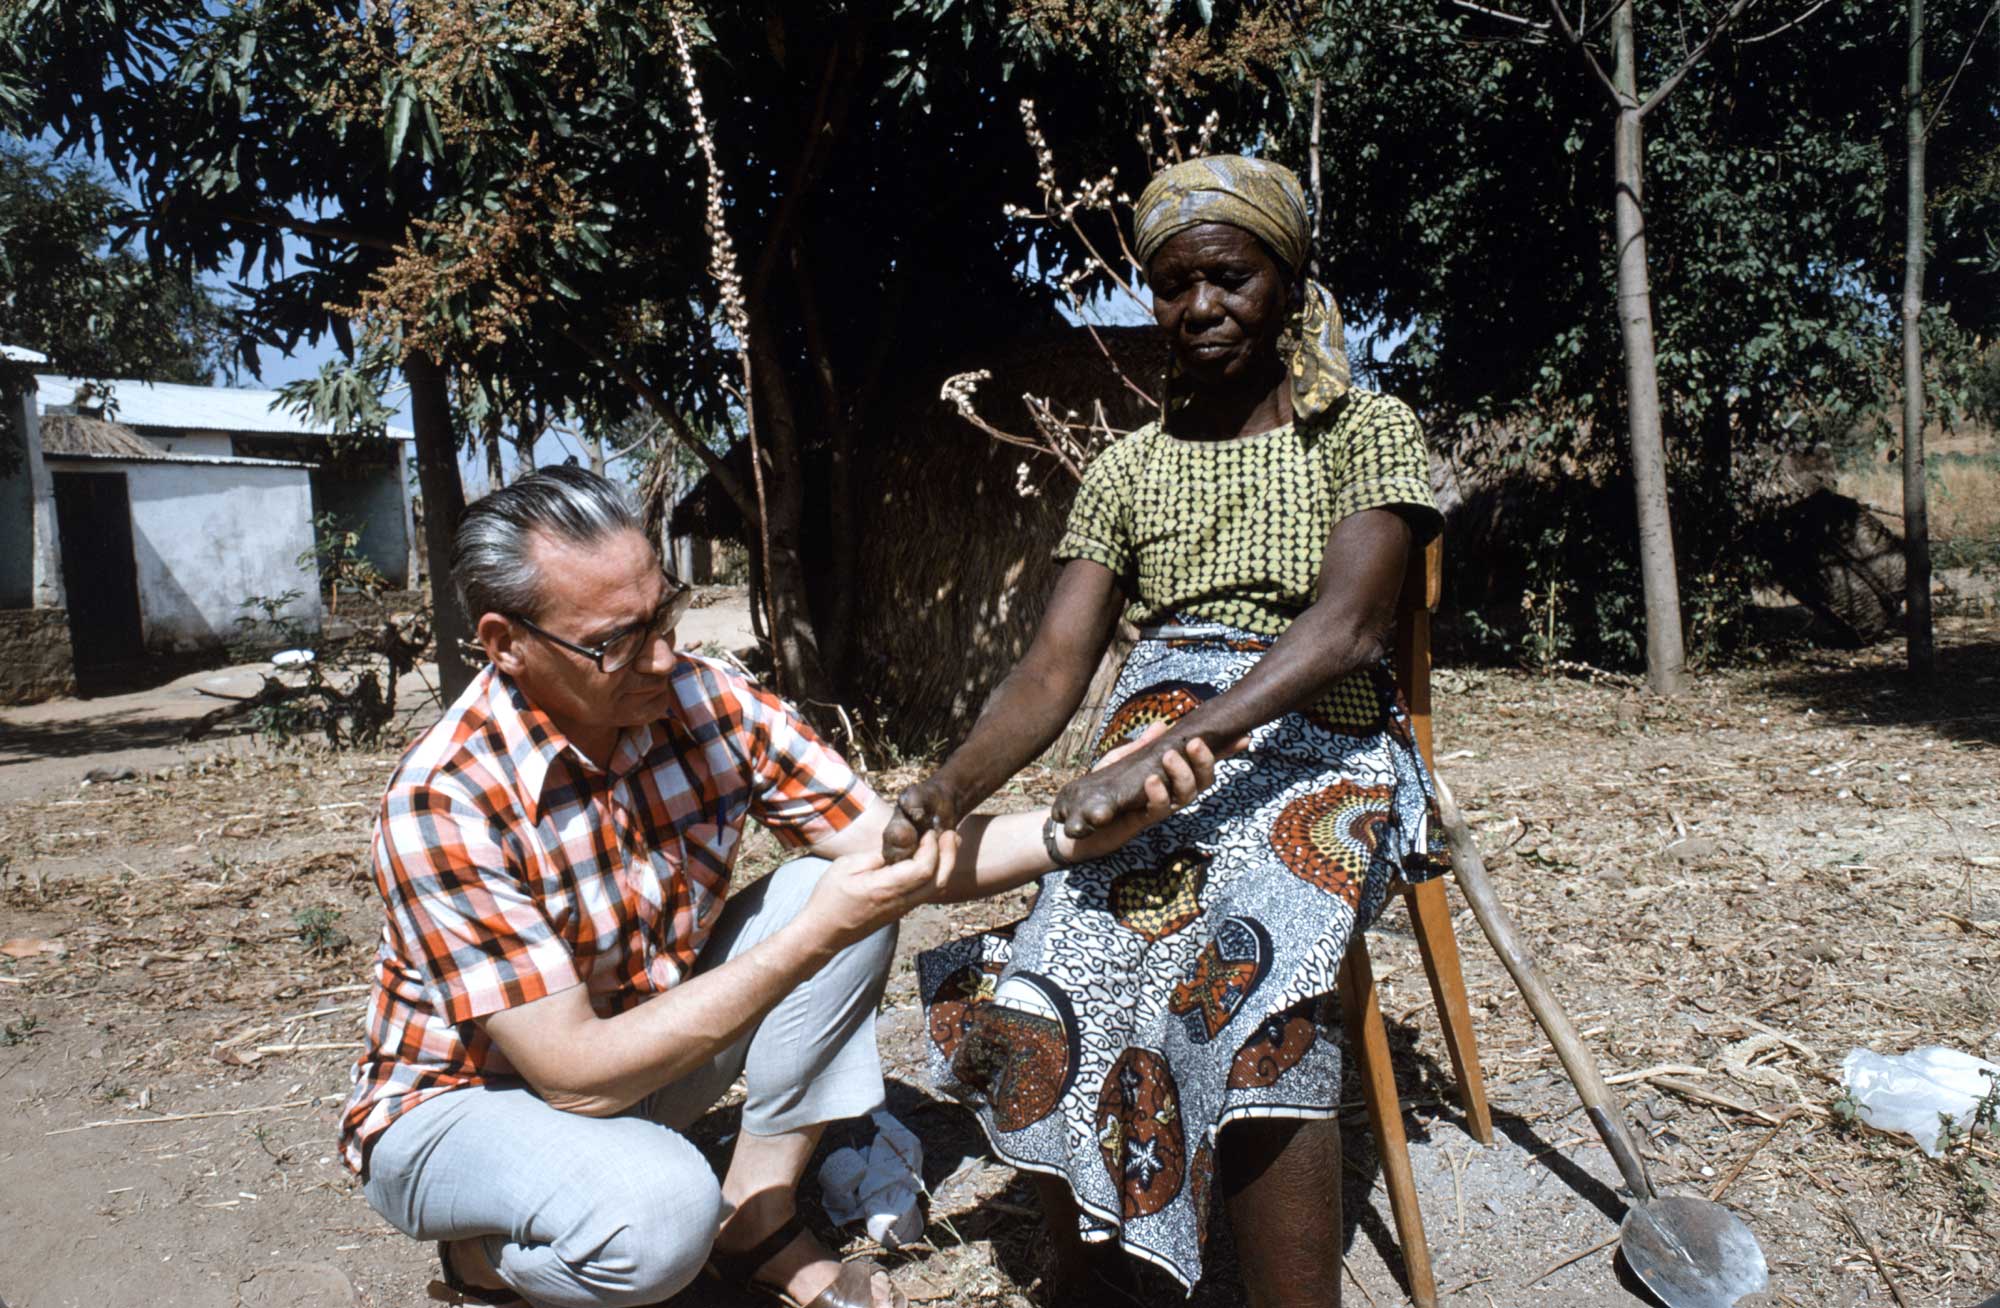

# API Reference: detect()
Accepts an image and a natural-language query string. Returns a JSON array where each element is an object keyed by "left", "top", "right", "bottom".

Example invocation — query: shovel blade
[{"left": 1619, "top": 1195, "right": 1769, "bottom": 1308}]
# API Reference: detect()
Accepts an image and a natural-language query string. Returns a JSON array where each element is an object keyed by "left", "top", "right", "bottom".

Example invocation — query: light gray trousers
[{"left": 361, "top": 857, "right": 896, "bottom": 1308}]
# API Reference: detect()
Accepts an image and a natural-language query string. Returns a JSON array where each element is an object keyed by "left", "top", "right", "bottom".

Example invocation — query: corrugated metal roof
[
  {"left": 35, "top": 374, "right": 415, "bottom": 442},
  {"left": 43, "top": 450, "right": 316, "bottom": 470},
  {"left": 3, "top": 344, "right": 50, "bottom": 365}
]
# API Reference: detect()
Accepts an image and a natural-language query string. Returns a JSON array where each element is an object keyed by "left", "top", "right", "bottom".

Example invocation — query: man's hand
[
  {"left": 1065, "top": 728, "right": 1223, "bottom": 862},
  {"left": 810, "top": 829, "right": 956, "bottom": 951},
  {"left": 882, "top": 775, "right": 963, "bottom": 863}
]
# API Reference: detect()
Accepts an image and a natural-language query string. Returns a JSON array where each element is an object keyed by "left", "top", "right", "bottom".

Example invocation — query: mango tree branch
[
  {"left": 181, "top": 204, "right": 399, "bottom": 252},
  {"left": 557, "top": 325, "right": 751, "bottom": 519},
  {"left": 747, "top": 15, "right": 867, "bottom": 306}
]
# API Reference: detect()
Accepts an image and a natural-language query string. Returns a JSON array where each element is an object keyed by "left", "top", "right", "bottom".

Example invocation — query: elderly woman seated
[{"left": 886, "top": 155, "right": 1446, "bottom": 1307}]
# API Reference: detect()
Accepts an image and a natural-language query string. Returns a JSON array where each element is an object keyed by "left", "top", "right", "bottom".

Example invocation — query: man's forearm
[{"left": 492, "top": 917, "right": 839, "bottom": 1117}]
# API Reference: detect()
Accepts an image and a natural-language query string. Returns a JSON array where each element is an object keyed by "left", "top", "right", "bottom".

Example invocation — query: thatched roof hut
[
  {"left": 674, "top": 325, "right": 1168, "bottom": 749},
  {"left": 38, "top": 413, "right": 163, "bottom": 459}
]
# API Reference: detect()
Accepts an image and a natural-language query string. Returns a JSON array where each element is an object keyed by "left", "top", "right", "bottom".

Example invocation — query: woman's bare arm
[
  {"left": 1050, "top": 507, "right": 1413, "bottom": 837},
  {"left": 881, "top": 559, "right": 1123, "bottom": 861}
]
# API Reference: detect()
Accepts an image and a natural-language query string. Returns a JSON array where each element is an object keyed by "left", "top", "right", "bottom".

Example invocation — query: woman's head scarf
[{"left": 1132, "top": 154, "right": 1351, "bottom": 420}]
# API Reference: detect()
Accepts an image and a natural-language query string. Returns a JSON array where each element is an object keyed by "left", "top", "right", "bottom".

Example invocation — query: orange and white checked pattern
[{"left": 338, "top": 656, "right": 870, "bottom": 1173}]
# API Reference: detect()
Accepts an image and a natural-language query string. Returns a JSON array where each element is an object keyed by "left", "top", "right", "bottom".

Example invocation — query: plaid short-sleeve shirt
[
  {"left": 338, "top": 655, "right": 872, "bottom": 1174},
  {"left": 1055, "top": 389, "right": 1440, "bottom": 635}
]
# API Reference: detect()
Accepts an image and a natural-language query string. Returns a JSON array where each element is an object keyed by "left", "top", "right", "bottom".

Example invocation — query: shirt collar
[{"left": 483, "top": 668, "right": 675, "bottom": 823}]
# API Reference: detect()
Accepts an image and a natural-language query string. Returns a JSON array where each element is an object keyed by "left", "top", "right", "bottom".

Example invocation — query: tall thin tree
[
  {"left": 1902, "top": 0, "right": 1934, "bottom": 678},
  {"left": 1547, "top": 0, "right": 1761, "bottom": 694}
]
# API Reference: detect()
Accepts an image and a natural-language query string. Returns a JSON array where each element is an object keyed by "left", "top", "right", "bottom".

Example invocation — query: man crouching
[{"left": 338, "top": 467, "right": 935, "bottom": 1308}]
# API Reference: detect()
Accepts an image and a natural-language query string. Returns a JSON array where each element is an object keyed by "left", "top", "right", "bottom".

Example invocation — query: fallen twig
[
  {"left": 1528, "top": 1232, "right": 1620, "bottom": 1285},
  {"left": 252, "top": 1042, "right": 353, "bottom": 1055},
  {"left": 1709, "top": 1110, "right": 1799, "bottom": 1202},
  {"left": 47, "top": 1098, "right": 316, "bottom": 1135},
  {"left": 1838, "top": 1205, "right": 1910, "bottom": 1308},
  {"left": 1604, "top": 1062, "right": 1706, "bottom": 1086},
  {"left": 1650, "top": 1075, "right": 1786, "bottom": 1125}
]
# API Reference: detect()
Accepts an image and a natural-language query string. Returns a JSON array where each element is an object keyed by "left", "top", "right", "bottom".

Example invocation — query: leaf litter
[{"left": 0, "top": 613, "right": 1994, "bottom": 1305}]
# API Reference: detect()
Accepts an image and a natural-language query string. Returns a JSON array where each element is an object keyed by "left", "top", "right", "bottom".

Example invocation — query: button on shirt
[{"left": 339, "top": 655, "right": 872, "bottom": 1174}]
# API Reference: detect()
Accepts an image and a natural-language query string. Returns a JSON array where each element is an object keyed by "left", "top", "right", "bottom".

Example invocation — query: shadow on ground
[
  {"left": 1759, "top": 624, "right": 2000, "bottom": 748},
  {"left": 0, "top": 708, "right": 236, "bottom": 764},
  {"left": 660, "top": 1025, "right": 1642, "bottom": 1308}
]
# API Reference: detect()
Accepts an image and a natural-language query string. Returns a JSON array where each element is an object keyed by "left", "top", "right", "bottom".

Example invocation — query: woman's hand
[
  {"left": 883, "top": 775, "right": 964, "bottom": 863},
  {"left": 1057, "top": 724, "right": 1234, "bottom": 855}
]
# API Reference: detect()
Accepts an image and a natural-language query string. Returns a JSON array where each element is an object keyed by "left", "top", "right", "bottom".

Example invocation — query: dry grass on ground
[
  {"left": 1, "top": 618, "right": 1997, "bottom": 1307},
  {"left": 1838, "top": 426, "right": 2000, "bottom": 583}
]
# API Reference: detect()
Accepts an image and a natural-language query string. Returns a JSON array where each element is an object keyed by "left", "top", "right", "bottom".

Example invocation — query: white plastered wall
[{"left": 104, "top": 460, "right": 322, "bottom": 651}]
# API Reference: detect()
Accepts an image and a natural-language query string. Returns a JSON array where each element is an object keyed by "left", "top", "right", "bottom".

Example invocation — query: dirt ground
[{"left": 1, "top": 603, "right": 1996, "bottom": 1308}]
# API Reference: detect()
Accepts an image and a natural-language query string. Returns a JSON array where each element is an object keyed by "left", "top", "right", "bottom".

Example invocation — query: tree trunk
[
  {"left": 1611, "top": 0, "right": 1688, "bottom": 695},
  {"left": 405, "top": 353, "right": 476, "bottom": 701},
  {"left": 745, "top": 306, "right": 837, "bottom": 723},
  {"left": 791, "top": 238, "right": 857, "bottom": 683},
  {"left": 1902, "top": 0, "right": 1934, "bottom": 678},
  {"left": 481, "top": 411, "right": 505, "bottom": 494}
]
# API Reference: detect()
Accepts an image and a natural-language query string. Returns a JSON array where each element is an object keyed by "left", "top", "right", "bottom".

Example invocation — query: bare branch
[
  {"left": 557, "top": 325, "right": 750, "bottom": 516},
  {"left": 1546, "top": 0, "right": 1626, "bottom": 104},
  {"left": 1451, "top": 0, "right": 1550, "bottom": 29},
  {"left": 1923, "top": 0, "right": 2000, "bottom": 140},
  {"left": 1638, "top": 0, "right": 1761, "bottom": 118},
  {"left": 1739, "top": 0, "right": 1836, "bottom": 44}
]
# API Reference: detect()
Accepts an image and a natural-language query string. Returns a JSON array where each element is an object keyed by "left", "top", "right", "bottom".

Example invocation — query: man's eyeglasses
[{"left": 508, "top": 573, "right": 694, "bottom": 674}]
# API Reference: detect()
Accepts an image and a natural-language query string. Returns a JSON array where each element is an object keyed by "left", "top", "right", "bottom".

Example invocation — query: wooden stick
[
  {"left": 1650, "top": 1075, "right": 1786, "bottom": 1125},
  {"left": 215, "top": 1023, "right": 278, "bottom": 1051},
  {"left": 1604, "top": 1063, "right": 1706, "bottom": 1086},
  {"left": 1529, "top": 1233, "right": 1620, "bottom": 1285},
  {"left": 1709, "top": 1112, "right": 1797, "bottom": 1202},
  {"left": 1838, "top": 1206, "right": 1910, "bottom": 1308},
  {"left": 46, "top": 1099, "right": 315, "bottom": 1135}
]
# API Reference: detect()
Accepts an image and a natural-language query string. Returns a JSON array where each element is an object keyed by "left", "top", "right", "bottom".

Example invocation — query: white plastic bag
[
  {"left": 818, "top": 1111, "right": 925, "bottom": 1248},
  {"left": 1840, "top": 1046, "right": 2000, "bottom": 1156}
]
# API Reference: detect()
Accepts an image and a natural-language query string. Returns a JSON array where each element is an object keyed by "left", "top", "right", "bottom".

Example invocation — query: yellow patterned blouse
[{"left": 1055, "top": 389, "right": 1440, "bottom": 636}]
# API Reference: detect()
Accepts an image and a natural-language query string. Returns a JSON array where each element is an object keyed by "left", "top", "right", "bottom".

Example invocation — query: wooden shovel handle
[{"left": 1430, "top": 772, "right": 1656, "bottom": 1203}]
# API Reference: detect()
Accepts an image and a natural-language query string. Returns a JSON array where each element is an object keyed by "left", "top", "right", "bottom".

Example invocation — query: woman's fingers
[
  {"left": 1157, "top": 747, "right": 1199, "bottom": 806},
  {"left": 880, "top": 812, "right": 919, "bottom": 863},
  {"left": 1093, "top": 721, "right": 1170, "bottom": 771}
]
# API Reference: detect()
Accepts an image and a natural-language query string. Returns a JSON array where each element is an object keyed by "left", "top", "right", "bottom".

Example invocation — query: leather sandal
[
  {"left": 427, "top": 1239, "right": 527, "bottom": 1306},
  {"left": 705, "top": 1212, "right": 907, "bottom": 1308}
]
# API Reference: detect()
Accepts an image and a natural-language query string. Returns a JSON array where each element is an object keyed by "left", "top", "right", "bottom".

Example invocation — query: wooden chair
[{"left": 1337, "top": 538, "right": 1493, "bottom": 1308}]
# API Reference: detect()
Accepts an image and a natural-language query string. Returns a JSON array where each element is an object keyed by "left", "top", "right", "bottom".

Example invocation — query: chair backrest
[{"left": 1391, "top": 537, "right": 1443, "bottom": 770}]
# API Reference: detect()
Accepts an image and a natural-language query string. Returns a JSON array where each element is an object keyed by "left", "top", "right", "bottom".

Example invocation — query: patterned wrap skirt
[{"left": 916, "top": 621, "right": 1446, "bottom": 1290}]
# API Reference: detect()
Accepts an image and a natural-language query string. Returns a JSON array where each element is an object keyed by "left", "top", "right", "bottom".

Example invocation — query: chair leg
[
  {"left": 1404, "top": 877, "right": 1496, "bottom": 1146},
  {"left": 1340, "top": 936, "right": 1438, "bottom": 1308}
]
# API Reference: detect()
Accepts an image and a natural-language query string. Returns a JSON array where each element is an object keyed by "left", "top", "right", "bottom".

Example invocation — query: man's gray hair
[{"left": 452, "top": 465, "right": 645, "bottom": 620}]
